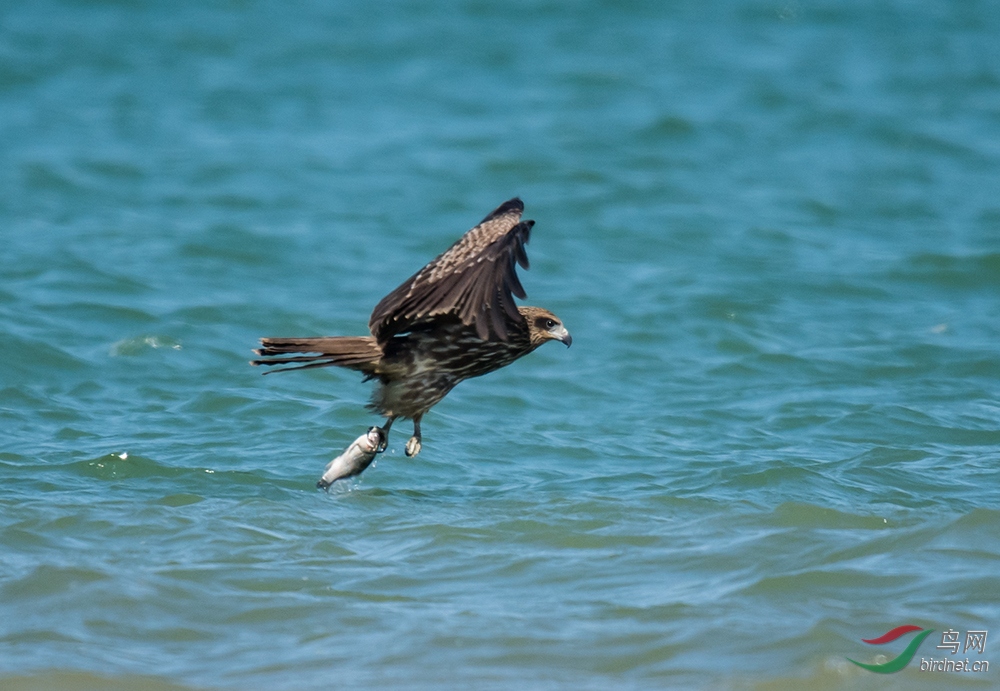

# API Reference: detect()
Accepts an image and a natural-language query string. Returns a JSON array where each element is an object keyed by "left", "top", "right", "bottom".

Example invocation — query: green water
[{"left": 2, "top": 1, "right": 999, "bottom": 689}]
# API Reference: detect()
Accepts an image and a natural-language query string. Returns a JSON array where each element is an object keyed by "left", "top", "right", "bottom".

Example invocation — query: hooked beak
[{"left": 554, "top": 325, "right": 572, "bottom": 348}]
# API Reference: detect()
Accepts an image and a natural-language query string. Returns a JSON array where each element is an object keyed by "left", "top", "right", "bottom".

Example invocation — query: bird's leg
[
  {"left": 376, "top": 416, "right": 395, "bottom": 453},
  {"left": 405, "top": 416, "right": 422, "bottom": 458}
]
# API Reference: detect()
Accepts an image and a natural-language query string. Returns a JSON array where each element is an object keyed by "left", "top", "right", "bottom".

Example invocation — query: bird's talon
[
  {"left": 370, "top": 426, "right": 388, "bottom": 453},
  {"left": 405, "top": 436, "right": 421, "bottom": 457}
]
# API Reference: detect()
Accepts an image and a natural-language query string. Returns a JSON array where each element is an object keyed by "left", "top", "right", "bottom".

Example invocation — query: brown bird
[{"left": 251, "top": 198, "right": 571, "bottom": 462}]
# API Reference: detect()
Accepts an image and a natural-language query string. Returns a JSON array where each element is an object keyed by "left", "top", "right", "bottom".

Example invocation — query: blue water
[{"left": 2, "top": 1, "right": 999, "bottom": 689}]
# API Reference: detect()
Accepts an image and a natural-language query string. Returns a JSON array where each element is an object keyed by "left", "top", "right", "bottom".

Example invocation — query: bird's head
[{"left": 519, "top": 306, "right": 572, "bottom": 348}]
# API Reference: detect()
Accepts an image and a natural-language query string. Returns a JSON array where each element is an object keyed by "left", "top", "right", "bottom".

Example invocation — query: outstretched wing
[{"left": 368, "top": 198, "right": 533, "bottom": 343}]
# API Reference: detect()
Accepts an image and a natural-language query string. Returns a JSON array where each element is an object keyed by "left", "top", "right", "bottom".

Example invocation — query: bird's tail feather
[{"left": 251, "top": 336, "right": 381, "bottom": 374}]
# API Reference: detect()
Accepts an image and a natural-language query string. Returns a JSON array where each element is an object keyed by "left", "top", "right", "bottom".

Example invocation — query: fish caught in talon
[{"left": 316, "top": 426, "right": 385, "bottom": 490}]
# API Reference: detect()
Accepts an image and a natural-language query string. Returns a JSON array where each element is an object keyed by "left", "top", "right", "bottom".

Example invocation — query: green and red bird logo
[{"left": 847, "top": 625, "right": 933, "bottom": 673}]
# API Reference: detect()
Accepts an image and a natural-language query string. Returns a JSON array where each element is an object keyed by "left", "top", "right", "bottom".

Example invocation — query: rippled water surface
[{"left": 2, "top": 1, "right": 999, "bottom": 689}]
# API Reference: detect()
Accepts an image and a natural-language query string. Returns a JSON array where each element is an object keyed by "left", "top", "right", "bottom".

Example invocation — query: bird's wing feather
[{"left": 368, "top": 198, "right": 533, "bottom": 342}]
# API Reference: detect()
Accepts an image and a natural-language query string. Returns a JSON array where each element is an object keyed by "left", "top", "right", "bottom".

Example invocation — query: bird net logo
[{"left": 847, "top": 625, "right": 990, "bottom": 674}]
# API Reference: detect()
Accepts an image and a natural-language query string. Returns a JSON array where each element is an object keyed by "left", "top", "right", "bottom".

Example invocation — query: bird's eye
[{"left": 545, "top": 319, "right": 555, "bottom": 329}]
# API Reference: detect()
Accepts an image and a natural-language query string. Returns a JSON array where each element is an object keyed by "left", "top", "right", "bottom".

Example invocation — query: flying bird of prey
[{"left": 251, "top": 198, "right": 571, "bottom": 467}]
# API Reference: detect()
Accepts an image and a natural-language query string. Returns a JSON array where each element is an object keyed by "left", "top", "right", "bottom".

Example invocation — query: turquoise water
[{"left": 2, "top": 1, "right": 999, "bottom": 689}]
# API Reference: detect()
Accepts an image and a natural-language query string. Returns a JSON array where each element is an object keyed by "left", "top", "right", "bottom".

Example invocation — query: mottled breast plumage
[{"left": 368, "top": 318, "right": 534, "bottom": 419}]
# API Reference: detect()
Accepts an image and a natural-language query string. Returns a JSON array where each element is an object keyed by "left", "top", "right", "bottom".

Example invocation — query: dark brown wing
[{"left": 368, "top": 198, "right": 533, "bottom": 343}]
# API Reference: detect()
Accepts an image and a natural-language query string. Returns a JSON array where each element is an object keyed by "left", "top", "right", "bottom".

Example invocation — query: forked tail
[{"left": 251, "top": 336, "right": 382, "bottom": 374}]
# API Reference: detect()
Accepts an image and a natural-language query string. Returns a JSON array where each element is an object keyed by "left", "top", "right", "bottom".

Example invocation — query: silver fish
[{"left": 317, "top": 426, "right": 386, "bottom": 490}]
